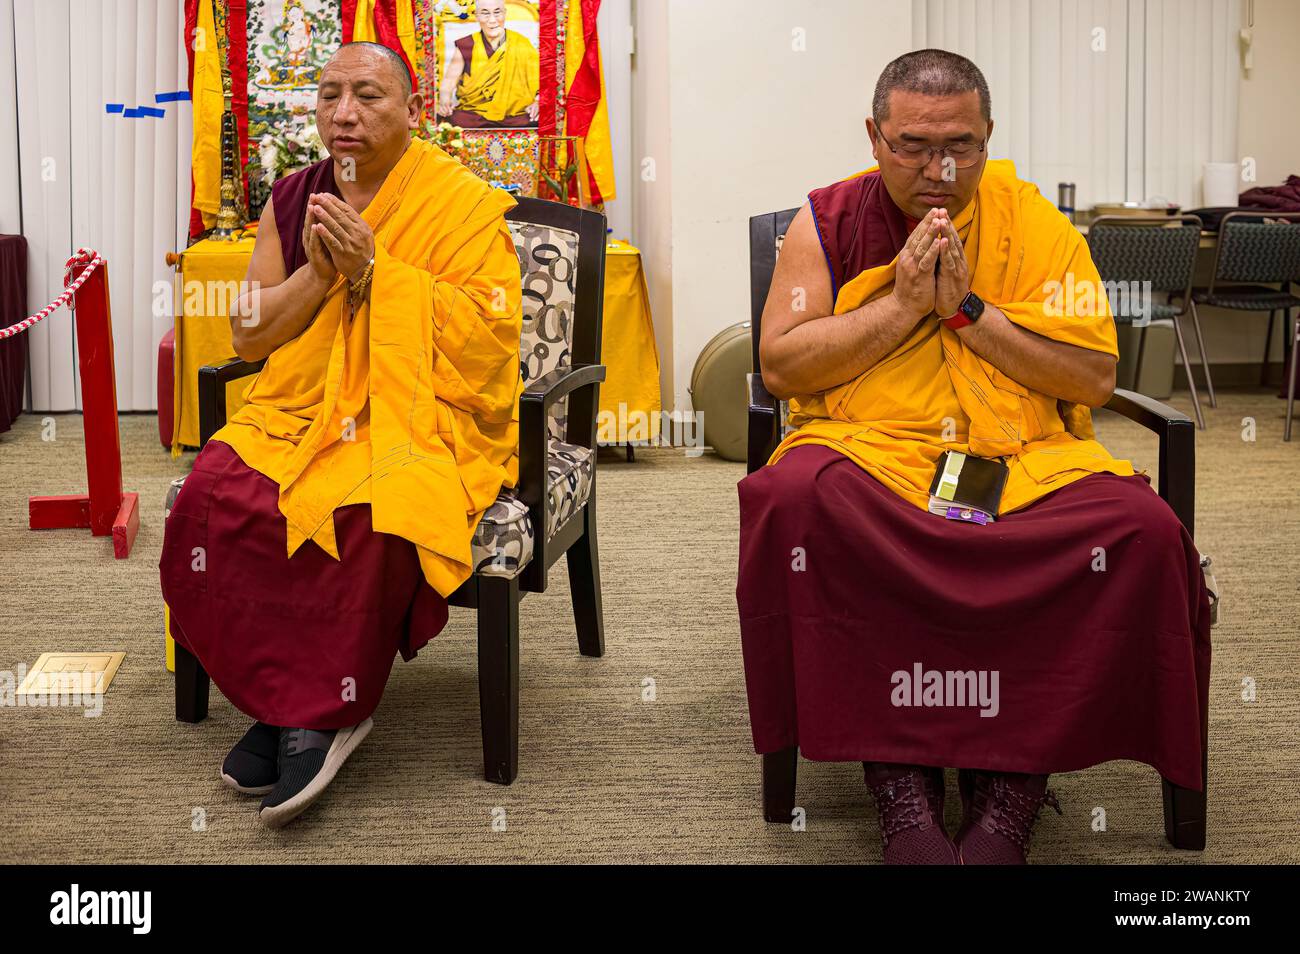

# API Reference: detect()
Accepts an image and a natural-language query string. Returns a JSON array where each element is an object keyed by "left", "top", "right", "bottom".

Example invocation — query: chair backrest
[
  {"left": 1211, "top": 210, "right": 1300, "bottom": 287},
  {"left": 1088, "top": 215, "right": 1202, "bottom": 320},
  {"left": 506, "top": 196, "right": 607, "bottom": 443},
  {"left": 747, "top": 207, "right": 800, "bottom": 372}
]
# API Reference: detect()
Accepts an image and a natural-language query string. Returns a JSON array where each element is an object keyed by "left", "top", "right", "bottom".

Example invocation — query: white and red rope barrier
[{"left": 0, "top": 248, "right": 104, "bottom": 340}]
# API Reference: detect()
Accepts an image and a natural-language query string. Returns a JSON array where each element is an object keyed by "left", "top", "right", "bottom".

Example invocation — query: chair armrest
[
  {"left": 1103, "top": 388, "right": 1196, "bottom": 536},
  {"left": 521, "top": 362, "right": 607, "bottom": 412},
  {"left": 198, "top": 357, "right": 266, "bottom": 448},
  {"left": 747, "top": 372, "right": 781, "bottom": 475},
  {"left": 517, "top": 360, "right": 606, "bottom": 532}
]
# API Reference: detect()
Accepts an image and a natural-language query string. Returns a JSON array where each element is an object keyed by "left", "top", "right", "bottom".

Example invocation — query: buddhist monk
[
  {"left": 738, "top": 49, "right": 1211, "bottom": 864},
  {"left": 160, "top": 41, "right": 523, "bottom": 828},
  {"left": 437, "top": 0, "right": 540, "bottom": 128}
]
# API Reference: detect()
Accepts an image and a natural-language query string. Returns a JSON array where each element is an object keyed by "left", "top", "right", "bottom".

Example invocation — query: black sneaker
[
  {"left": 258, "top": 719, "right": 373, "bottom": 828},
  {"left": 220, "top": 721, "right": 280, "bottom": 795}
]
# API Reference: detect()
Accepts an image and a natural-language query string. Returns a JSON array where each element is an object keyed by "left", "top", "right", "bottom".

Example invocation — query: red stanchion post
[{"left": 28, "top": 256, "right": 140, "bottom": 558}]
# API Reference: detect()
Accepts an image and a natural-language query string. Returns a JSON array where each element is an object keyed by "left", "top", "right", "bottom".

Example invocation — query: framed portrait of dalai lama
[{"left": 435, "top": 0, "right": 541, "bottom": 129}]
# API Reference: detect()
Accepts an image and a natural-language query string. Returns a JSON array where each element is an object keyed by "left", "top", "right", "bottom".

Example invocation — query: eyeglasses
[{"left": 875, "top": 130, "right": 986, "bottom": 170}]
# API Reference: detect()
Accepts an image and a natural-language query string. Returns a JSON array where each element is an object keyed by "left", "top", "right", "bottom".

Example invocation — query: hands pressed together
[
  {"left": 301, "top": 192, "right": 375, "bottom": 286},
  {"left": 893, "top": 207, "right": 971, "bottom": 322}
]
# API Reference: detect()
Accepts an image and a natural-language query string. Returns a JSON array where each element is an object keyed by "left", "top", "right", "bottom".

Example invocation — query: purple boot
[
  {"left": 956, "top": 769, "right": 1062, "bottom": 864},
  {"left": 863, "top": 762, "right": 959, "bottom": 865}
]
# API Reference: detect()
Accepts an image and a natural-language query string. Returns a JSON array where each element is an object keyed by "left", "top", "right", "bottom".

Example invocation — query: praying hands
[
  {"left": 307, "top": 192, "right": 375, "bottom": 284},
  {"left": 893, "top": 208, "right": 970, "bottom": 320}
]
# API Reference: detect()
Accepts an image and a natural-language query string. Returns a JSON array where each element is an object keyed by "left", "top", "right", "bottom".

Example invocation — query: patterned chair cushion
[
  {"left": 472, "top": 437, "right": 593, "bottom": 578},
  {"left": 511, "top": 221, "right": 580, "bottom": 442},
  {"left": 165, "top": 438, "right": 593, "bottom": 584}
]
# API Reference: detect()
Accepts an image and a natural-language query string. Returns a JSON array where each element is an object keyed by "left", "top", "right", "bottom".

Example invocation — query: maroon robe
[
  {"left": 160, "top": 163, "right": 450, "bottom": 730},
  {"left": 737, "top": 172, "right": 1212, "bottom": 790}
]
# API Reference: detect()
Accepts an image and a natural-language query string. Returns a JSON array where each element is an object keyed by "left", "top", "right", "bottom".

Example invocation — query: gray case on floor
[{"left": 689, "top": 321, "right": 753, "bottom": 462}]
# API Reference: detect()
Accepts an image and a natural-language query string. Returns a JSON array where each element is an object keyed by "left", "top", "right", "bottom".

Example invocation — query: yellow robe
[
  {"left": 457, "top": 30, "right": 539, "bottom": 122},
  {"left": 214, "top": 138, "right": 523, "bottom": 597},
  {"left": 772, "top": 159, "right": 1133, "bottom": 515}
]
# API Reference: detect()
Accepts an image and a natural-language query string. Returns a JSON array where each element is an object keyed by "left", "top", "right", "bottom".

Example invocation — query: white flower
[
  {"left": 259, "top": 136, "right": 278, "bottom": 175},
  {"left": 302, "top": 124, "right": 324, "bottom": 156}
]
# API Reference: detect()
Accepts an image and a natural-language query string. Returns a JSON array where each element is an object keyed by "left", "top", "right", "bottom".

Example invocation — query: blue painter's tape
[
  {"left": 123, "top": 107, "right": 140, "bottom": 117},
  {"left": 137, "top": 106, "right": 166, "bottom": 118},
  {"left": 155, "top": 90, "right": 190, "bottom": 103},
  {"left": 105, "top": 103, "right": 125, "bottom": 113}
]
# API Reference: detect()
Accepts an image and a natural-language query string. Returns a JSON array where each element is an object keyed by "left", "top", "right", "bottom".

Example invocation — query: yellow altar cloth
[{"left": 170, "top": 235, "right": 663, "bottom": 452}]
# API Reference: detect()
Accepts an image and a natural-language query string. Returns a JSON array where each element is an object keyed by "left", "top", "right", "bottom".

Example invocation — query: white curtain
[
  {"left": 12, "top": 0, "right": 189, "bottom": 412},
  {"left": 913, "top": 0, "right": 1240, "bottom": 211}
]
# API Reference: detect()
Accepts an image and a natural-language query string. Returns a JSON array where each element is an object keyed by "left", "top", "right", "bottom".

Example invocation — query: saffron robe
[
  {"left": 736, "top": 164, "right": 1211, "bottom": 789},
  {"left": 778, "top": 160, "right": 1133, "bottom": 514},
  {"left": 160, "top": 139, "right": 522, "bottom": 728},
  {"left": 454, "top": 30, "right": 539, "bottom": 125},
  {"left": 216, "top": 138, "right": 523, "bottom": 596}
]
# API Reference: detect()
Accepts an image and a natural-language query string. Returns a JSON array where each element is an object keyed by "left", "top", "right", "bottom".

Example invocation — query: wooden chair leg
[
  {"left": 173, "top": 642, "right": 209, "bottom": 723},
  {"left": 1162, "top": 777, "right": 1207, "bottom": 850},
  {"left": 1163, "top": 727, "right": 1208, "bottom": 850},
  {"left": 477, "top": 574, "right": 520, "bottom": 785},
  {"left": 762, "top": 746, "right": 798, "bottom": 823},
  {"left": 566, "top": 499, "right": 605, "bottom": 658}
]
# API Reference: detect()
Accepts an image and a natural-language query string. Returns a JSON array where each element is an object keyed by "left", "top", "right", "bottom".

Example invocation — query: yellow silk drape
[{"left": 190, "top": 0, "right": 223, "bottom": 229}]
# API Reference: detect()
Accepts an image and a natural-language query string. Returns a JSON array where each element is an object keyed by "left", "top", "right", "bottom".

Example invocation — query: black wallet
[{"left": 927, "top": 450, "right": 1010, "bottom": 524}]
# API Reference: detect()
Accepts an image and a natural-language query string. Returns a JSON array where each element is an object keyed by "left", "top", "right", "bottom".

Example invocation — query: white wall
[
  {"left": 632, "top": 0, "right": 912, "bottom": 414},
  {"left": 630, "top": 0, "right": 674, "bottom": 413}
]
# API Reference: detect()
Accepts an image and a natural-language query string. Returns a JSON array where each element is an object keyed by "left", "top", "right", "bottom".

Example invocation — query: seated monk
[
  {"left": 437, "top": 0, "right": 539, "bottom": 128},
  {"left": 738, "top": 49, "right": 1211, "bottom": 864},
  {"left": 160, "top": 41, "right": 522, "bottom": 828}
]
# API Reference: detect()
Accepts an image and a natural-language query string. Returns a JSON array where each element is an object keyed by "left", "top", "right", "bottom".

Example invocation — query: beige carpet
[{"left": 1, "top": 390, "right": 1297, "bottom": 864}]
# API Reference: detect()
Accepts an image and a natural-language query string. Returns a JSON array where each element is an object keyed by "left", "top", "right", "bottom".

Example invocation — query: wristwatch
[{"left": 941, "top": 290, "right": 984, "bottom": 330}]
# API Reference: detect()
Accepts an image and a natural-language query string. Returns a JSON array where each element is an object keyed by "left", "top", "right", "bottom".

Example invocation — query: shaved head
[{"left": 324, "top": 41, "right": 413, "bottom": 99}]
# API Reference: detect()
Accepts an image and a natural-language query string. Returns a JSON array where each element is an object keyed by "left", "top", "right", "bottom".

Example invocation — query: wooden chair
[
  {"left": 169, "top": 196, "right": 609, "bottom": 786},
  {"left": 745, "top": 208, "right": 1207, "bottom": 850}
]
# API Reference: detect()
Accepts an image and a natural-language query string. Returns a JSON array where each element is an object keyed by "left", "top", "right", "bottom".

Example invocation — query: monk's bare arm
[
  {"left": 759, "top": 203, "right": 934, "bottom": 400},
  {"left": 954, "top": 306, "right": 1117, "bottom": 407},
  {"left": 230, "top": 196, "right": 335, "bottom": 363}
]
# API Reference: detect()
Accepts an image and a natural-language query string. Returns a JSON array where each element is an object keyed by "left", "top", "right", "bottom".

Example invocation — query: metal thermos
[{"left": 1058, "top": 182, "right": 1076, "bottom": 222}]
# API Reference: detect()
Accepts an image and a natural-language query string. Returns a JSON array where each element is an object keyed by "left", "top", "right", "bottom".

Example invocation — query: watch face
[{"left": 961, "top": 291, "right": 985, "bottom": 321}]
